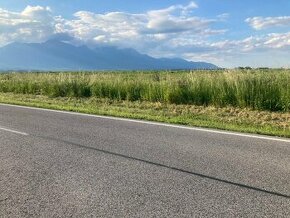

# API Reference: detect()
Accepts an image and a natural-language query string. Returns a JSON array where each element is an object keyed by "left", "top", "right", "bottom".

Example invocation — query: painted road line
[
  {"left": 1, "top": 103, "right": 290, "bottom": 143},
  {"left": 0, "top": 126, "right": 28, "bottom": 136}
]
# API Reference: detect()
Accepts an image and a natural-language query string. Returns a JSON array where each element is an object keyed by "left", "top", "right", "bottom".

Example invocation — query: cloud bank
[
  {"left": 246, "top": 16, "right": 290, "bottom": 30},
  {"left": 0, "top": 6, "right": 55, "bottom": 44}
]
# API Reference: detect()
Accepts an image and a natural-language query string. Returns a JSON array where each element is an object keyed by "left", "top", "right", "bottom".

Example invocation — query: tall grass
[{"left": 0, "top": 69, "right": 289, "bottom": 111}]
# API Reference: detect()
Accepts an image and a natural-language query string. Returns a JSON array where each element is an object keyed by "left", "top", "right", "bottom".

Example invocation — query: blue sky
[{"left": 1, "top": 0, "right": 290, "bottom": 67}]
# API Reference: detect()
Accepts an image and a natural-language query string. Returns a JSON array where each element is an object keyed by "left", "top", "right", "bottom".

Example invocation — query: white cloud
[
  {"left": 0, "top": 6, "right": 55, "bottom": 45},
  {"left": 54, "top": 1, "right": 226, "bottom": 55},
  {"left": 147, "top": 1, "right": 198, "bottom": 18},
  {"left": 263, "top": 32, "right": 290, "bottom": 48},
  {"left": 56, "top": 1, "right": 218, "bottom": 47},
  {"left": 146, "top": 16, "right": 213, "bottom": 34},
  {"left": 230, "top": 32, "right": 290, "bottom": 51},
  {"left": 217, "top": 13, "right": 230, "bottom": 21},
  {"left": 151, "top": 31, "right": 290, "bottom": 67},
  {"left": 246, "top": 16, "right": 290, "bottom": 30}
]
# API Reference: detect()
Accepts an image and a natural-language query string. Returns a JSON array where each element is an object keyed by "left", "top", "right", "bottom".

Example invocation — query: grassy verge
[{"left": 0, "top": 92, "right": 289, "bottom": 138}]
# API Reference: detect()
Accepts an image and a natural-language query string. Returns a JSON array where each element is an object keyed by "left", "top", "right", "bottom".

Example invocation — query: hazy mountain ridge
[{"left": 0, "top": 40, "right": 218, "bottom": 70}]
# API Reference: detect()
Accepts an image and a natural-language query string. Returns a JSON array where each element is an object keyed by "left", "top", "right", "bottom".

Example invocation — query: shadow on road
[{"left": 37, "top": 134, "right": 290, "bottom": 199}]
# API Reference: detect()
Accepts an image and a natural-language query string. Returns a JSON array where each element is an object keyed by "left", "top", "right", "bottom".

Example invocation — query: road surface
[{"left": 0, "top": 103, "right": 290, "bottom": 217}]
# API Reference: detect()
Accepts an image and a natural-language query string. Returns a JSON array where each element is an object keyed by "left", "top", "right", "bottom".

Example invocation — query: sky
[{"left": 0, "top": 0, "right": 290, "bottom": 68}]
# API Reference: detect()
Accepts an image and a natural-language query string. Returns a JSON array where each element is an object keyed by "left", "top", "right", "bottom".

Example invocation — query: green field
[{"left": 0, "top": 69, "right": 290, "bottom": 137}]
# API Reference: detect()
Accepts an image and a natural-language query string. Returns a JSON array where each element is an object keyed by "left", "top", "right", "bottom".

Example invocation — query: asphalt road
[{"left": 0, "top": 103, "right": 290, "bottom": 217}]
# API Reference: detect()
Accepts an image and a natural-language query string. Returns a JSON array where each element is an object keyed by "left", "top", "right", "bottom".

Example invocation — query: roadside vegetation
[{"left": 0, "top": 69, "right": 289, "bottom": 137}]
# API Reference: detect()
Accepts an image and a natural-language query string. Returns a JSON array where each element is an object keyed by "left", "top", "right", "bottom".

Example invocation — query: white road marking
[
  {"left": 0, "top": 103, "right": 290, "bottom": 143},
  {"left": 0, "top": 126, "right": 28, "bottom": 136}
]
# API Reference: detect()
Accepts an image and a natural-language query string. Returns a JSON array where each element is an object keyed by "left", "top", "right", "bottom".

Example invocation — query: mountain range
[{"left": 0, "top": 40, "right": 218, "bottom": 71}]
